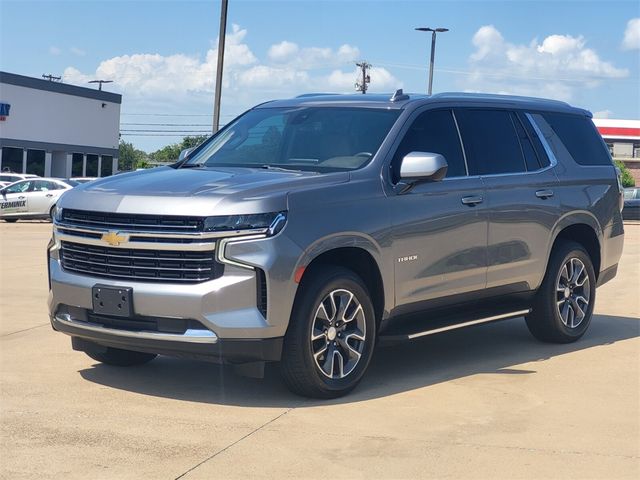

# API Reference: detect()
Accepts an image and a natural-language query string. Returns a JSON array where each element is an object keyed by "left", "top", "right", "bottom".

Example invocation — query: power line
[{"left": 355, "top": 61, "right": 371, "bottom": 94}]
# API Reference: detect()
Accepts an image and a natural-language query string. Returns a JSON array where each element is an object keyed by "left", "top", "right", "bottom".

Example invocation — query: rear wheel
[
  {"left": 526, "top": 241, "right": 596, "bottom": 343},
  {"left": 85, "top": 347, "right": 157, "bottom": 367},
  {"left": 280, "top": 266, "right": 376, "bottom": 398}
]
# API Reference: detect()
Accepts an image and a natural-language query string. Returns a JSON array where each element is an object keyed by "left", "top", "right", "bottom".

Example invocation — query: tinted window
[
  {"left": 537, "top": 113, "right": 611, "bottom": 166},
  {"left": 517, "top": 112, "right": 550, "bottom": 167},
  {"left": 511, "top": 113, "right": 541, "bottom": 171},
  {"left": 392, "top": 109, "right": 467, "bottom": 181},
  {"left": 455, "top": 109, "right": 526, "bottom": 175}
]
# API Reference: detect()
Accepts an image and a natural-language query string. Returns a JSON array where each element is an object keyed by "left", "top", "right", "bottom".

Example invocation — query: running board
[{"left": 378, "top": 309, "right": 531, "bottom": 343}]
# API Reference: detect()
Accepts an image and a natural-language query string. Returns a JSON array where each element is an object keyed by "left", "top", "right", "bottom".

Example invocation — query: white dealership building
[{"left": 0, "top": 71, "right": 121, "bottom": 178}]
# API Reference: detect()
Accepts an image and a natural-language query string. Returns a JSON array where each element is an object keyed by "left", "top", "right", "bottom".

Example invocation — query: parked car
[
  {"left": 0, "top": 181, "right": 11, "bottom": 189},
  {"left": 0, "top": 173, "right": 39, "bottom": 184},
  {"left": 70, "top": 177, "right": 98, "bottom": 184},
  {"left": 48, "top": 92, "right": 624, "bottom": 398},
  {"left": 623, "top": 187, "right": 640, "bottom": 220},
  {"left": 1, "top": 178, "right": 76, "bottom": 222}
]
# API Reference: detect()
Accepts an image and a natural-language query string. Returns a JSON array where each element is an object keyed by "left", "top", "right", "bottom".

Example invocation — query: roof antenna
[{"left": 390, "top": 89, "right": 409, "bottom": 102}]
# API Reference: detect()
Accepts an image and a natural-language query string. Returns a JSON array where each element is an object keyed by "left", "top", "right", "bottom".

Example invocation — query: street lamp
[{"left": 415, "top": 27, "right": 449, "bottom": 95}]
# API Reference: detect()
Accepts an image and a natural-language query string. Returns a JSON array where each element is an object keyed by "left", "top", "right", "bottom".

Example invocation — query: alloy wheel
[
  {"left": 310, "top": 289, "right": 367, "bottom": 379},
  {"left": 556, "top": 257, "right": 591, "bottom": 328}
]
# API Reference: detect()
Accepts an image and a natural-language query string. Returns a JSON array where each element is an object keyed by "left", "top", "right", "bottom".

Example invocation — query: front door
[
  {"left": 389, "top": 109, "right": 488, "bottom": 309},
  {"left": 0, "top": 180, "right": 32, "bottom": 217}
]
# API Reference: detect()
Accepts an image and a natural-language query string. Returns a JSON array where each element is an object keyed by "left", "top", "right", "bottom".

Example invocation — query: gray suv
[{"left": 48, "top": 92, "right": 625, "bottom": 398}]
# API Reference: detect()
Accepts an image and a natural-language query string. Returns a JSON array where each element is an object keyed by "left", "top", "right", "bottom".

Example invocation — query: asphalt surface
[{"left": 1, "top": 221, "right": 639, "bottom": 479}]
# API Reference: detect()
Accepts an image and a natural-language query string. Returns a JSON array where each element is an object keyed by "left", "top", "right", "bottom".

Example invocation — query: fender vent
[{"left": 256, "top": 268, "right": 267, "bottom": 318}]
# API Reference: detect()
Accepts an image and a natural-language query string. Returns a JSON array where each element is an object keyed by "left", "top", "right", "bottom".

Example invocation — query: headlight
[
  {"left": 52, "top": 206, "right": 63, "bottom": 222},
  {"left": 203, "top": 211, "right": 287, "bottom": 236}
]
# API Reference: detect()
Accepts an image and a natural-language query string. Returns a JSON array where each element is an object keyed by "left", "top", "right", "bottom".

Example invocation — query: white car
[
  {"left": 0, "top": 173, "right": 39, "bottom": 184},
  {"left": 0, "top": 178, "right": 76, "bottom": 222}
]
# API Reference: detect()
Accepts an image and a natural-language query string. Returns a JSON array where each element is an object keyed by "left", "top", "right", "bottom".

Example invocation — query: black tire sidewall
[
  {"left": 546, "top": 244, "right": 596, "bottom": 340},
  {"left": 290, "top": 267, "right": 376, "bottom": 395}
]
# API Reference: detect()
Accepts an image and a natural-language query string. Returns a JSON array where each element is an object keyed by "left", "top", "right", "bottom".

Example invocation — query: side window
[
  {"left": 517, "top": 112, "right": 550, "bottom": 168},
  {"left": 32, "top": 180, "right": 50, "bottom": 192},
  {"left": 511, "top": 112, "right": 541, "bottom": 171},
  {"left": 392, "top": 109, "right": 467, "bottom": 181},
  {"left": 455, "top": 109, "right": 526, "bottom": 176},
  {"left": 534, "top": 112, "right": 612, "bottom": 166},
  {"left": 4, "top": 181, "right": 31, "bottom": 194}
]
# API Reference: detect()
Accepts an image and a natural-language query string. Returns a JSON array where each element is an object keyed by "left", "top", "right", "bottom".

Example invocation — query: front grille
[
  {"left": 60, "top": 241, "right": 223, "bottom": 283},
  {"left": 62, "top": 209, "right": 204, "bottom": 232}
]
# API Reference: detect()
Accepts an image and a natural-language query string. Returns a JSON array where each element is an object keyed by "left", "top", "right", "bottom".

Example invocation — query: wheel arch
[
  {"left": 548, "top": 212, "right": 602, "bottom": 280},
  {"left": 295, "top": 238, "right": 388, "bottom": 328}
]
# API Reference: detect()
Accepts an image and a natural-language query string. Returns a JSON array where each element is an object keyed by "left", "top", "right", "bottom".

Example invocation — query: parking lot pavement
[{"left": 1, "top": 222, "right": 638, "bottom": 480}]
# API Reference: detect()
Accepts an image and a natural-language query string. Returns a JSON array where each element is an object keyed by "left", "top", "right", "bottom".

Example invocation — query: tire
[
  {"left": 85, "top": 347, "right": 157, "bottom": 367},
  {"left": 3, "top": 219, "right": 18, "bottom": 223},
  {"left": 280, "top": 266, "right": 376, "bottom": 398},
  {"left": 49, "top": 205, "right": 56, "bottom": 220},
  {"left": 526, "top": 240, "right": 596, "bottom": 343}
]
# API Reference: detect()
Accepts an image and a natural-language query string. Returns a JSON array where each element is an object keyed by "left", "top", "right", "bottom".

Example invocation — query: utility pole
[
  {"left": 212, "top": 0, "right": 229, "bottom": 133},
  {"left": 42, "top": 74, "right": 61, "bottom": 82},
  {"left": 415, "top": 27, "right": 449, "bottom": 95},
  {"left": 355, "top": 61, "right": 371, "bottom": 94},
  {"left": 88, "top": 80, "right": 113, "bottom": 91}
]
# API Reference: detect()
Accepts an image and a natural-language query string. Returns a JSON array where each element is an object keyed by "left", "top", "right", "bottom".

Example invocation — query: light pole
[
  {"left": 415, "top": 27, "right": 449, "bottom": 95},
  {"left": 213, "top": 0, "right": 229, "bottom": 133}
]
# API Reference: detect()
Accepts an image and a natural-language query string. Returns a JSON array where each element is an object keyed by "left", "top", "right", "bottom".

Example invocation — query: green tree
[
  {"left": 118, "top": 140, "right": 147, "bottom": 171},
  {"left": 615, "top": 160, "right": 636, "bottom": 188},
  {"left": 149, "top": 135, "right": 209, "bottom": 163}
]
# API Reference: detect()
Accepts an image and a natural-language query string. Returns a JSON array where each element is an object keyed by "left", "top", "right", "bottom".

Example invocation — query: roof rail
[
  {"left": 390, "top": 89, "right": 409, "bottom": 102},
  {"left": 295, "top": 93, "right": 335, "bottom": 98}
]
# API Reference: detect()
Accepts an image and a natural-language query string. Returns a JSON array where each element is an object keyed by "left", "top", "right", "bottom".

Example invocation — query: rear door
[
  {"left": 28, "top": 180, "right": 60, "bottom": 215},
  {"left": 455, "top": 108, "right": 560, "bottom": 292}
]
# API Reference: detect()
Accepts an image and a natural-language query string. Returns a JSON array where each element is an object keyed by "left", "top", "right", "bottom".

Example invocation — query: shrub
[{"left": 614, "top": 160, "right": 636, "bottom": 188}]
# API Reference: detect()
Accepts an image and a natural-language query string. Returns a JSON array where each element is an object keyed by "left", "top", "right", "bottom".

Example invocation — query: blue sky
[{"left": 1, "top": 0, "right": 639, "bottom": 151}]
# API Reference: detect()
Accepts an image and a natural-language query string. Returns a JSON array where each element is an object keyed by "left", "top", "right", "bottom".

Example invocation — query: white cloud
[
  {"left": 49, "top": 46, "right": 61, "bottom": 56},
  {"left": 622, "top": 18, "right": 640, "bottom": 50},
  {"left": 593, "top": 110, "right": 613, "bottom": 119},
  {"left": 70, "top": 47, "right": 86, "bottom": 56},
  {"left": 268, "top": 41, "right": 299, "bottom": 62},
  {"left": 62, "top": 24, "right": 400, "bottom": 126},
  {"left": 463, "top": 25, "right": 628, "bottom": 101}
]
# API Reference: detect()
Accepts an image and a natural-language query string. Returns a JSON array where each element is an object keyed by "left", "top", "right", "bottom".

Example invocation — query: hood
[{"left": 58, "top": 166, "right": 350, "bottom": 216}]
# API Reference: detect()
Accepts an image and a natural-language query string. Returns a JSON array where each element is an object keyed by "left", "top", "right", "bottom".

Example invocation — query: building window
[
  {"left": 100, "top": 155, "right": 113, "bottom": 177},
  {"left": 86, "top": 154, "right": 99, "bottom": 176},
  {"left": 1, "top": 147, "right": 23, "bottom": 173},
  {"left": 26, "top": 149, "right": 45, "bottom": 176},
  {"left": 71, "top": 153, "right": 84, "bottom": 177}
]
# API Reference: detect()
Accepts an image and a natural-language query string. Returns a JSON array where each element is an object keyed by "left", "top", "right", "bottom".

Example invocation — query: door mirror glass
[{"left": 400, "top": 152, "right": 448, "bottom": 182}]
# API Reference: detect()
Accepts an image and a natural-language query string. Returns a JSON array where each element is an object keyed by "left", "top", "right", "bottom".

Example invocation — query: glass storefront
[
  {"left": 100, "top": 155, "right": 113, "bottom": 177},
  {"left": 86, "top": 154, "right": 99, "bottom": 176},
  {"left": 26, "top": 149, "right": 45, "bottom": 176},
  {"left": 72, "top": 153, "right": 84, "bottom": 177},
  {"left": 1, "top": 147, "right": 23, "bottom": 173}
]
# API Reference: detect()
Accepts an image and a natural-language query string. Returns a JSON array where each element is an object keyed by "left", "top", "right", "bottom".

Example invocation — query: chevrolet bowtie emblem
[{"left": 102, "top": 231, "right": 128, "bottom": 246}]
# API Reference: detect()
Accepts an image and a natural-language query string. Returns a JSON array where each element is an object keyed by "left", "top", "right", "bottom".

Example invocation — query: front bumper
[{"left": 52, "top": 312, "right": 283, "bottom": 363}]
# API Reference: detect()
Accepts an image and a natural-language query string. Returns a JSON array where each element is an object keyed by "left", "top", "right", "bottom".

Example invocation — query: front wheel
[
  {"left": 3, "top": 218, "right": 18, "bottom": 223},
  {"left": 280, "top": 267, "right": 376, "bottom": 398},
  {"left": 526, "top": 240, "right": 596, "bottom": 343}
]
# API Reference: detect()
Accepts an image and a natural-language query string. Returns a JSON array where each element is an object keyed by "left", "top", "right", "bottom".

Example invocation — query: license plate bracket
[{"left": 92, "top": 284, "right": 133, "bottom": 317}]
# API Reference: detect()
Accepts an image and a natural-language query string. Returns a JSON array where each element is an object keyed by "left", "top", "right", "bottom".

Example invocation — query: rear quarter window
[{"left": 535, "top": 112, "right": 612, "bottom": 166}]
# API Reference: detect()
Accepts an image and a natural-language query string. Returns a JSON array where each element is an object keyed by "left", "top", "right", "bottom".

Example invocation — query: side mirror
[
  {"left": 179, "top": 147, "right": 195, "bottom": 162},
  {"left": 400, "top": 152, "right": 448, "bottom": 182}
]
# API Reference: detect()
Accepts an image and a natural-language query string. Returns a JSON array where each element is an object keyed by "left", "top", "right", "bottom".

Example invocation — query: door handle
[
  {"left": 535, "top": 189, "right": 554, "bottom": 199},
  {"left": 461, "top": 195, "right": 483, "bottom": 206},
  {"left": 17, "top": 196, "right": 25, "bottom": 200},
  {"left": 45, "top": 193, "right": 54, "bottom": 197}
]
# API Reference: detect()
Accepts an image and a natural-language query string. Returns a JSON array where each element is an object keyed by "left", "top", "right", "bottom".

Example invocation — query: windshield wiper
[
  {"left": 180, "top": 163, "right": 206, "bottom": 169},
  {"left": 260, "top": 165, "right": 304, "bottom": 173}
]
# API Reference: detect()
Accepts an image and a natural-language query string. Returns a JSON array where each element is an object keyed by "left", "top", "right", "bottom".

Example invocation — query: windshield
[{"left": 185, "top": 106, "right": 400, "bottom": 172}]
